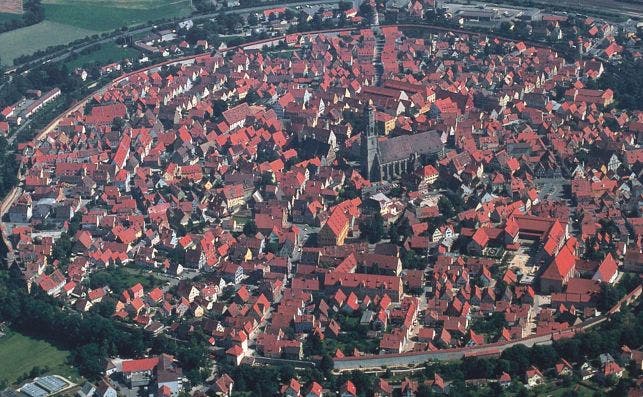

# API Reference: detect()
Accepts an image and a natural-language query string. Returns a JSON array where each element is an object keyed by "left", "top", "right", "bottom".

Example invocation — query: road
[
  {"left": 525, "top": 0, "right": 643, "bottom": 19},
  {"left": 474, "top": 0, "right": 643, "bottom": 19},
  {"left": 6, "top": 0, "right": 341, "bottom": 72}
]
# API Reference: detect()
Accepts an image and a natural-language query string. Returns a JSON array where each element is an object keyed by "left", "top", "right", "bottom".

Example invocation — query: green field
[
  {"left": 537, "top": 383, "right": 598, "bottom": 397},
  {"left": 0, "top": 20, "right": 95, "bottom": 65},
  {"left": 90, "top": 266, "right": 165, "bottom": 294},
  {"left": 0, "top": 330, "right": 80, "bottom": 385},
  {"left": 66, "top": 43, "right": 140, "bottom": 69},
  {"left": 0, "top": 12, "right": 22, "bottom": 23},
  {"left": 43, "top": 0, "right": 192, "bottom": 31},
  {"left": 0, "top": 0, "right": 191, "bottom": 65}
]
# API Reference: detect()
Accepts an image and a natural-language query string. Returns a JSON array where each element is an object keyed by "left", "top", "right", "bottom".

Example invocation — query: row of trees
[{"left": 0, "top": 136, "right": 18, "bottom": 199}]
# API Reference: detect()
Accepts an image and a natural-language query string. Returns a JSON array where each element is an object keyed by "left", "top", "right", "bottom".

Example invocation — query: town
[{"left": 0, "top": 0, "right": 641, "bottom": 397}]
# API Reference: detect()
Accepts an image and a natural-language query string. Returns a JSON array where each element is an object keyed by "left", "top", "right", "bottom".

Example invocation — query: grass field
[
  {"left": 43, "top": 1, "right": 192, "bottom": 31},
  {"left": 538, "top": 383, "right": 597, "bottom": 397},
  {"left": 0, "top": 20, "right": 95, "bottom": 65},
  {"left": 90, "top": 266, "right": 165, "bottom": 294},
  {"left": 0, "top": 330, "right": 80, "bottom": 385},
  {"left": 0, "top": 0, "right": 191, "bottom": 65},
  {"left": 0, "top": 12, "right": 22, "bottom": 23},
  {"left": 66, "top": 43, "right": 140, "bottom": 69}
]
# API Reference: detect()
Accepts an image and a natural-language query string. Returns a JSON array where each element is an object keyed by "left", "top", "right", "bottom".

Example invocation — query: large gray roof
[{"left": 378, "top": 131, "right": 443, "bottom": 165}]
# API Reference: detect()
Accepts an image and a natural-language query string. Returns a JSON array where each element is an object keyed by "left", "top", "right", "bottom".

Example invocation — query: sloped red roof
[{"left": 122, "top": 357, "right": 159, "bottom": 373}]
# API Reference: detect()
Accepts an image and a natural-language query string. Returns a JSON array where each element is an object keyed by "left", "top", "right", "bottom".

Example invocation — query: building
[
  {"left": 117, "top": 354, "right": 182, "bottom": 395},
  {"left": 319, "top": 208, "right": 350, "bottom": 246},
  {"left": 0, "top": 0, "right": 23, "bottom": 14},
  {"left": 360, "top": 103, "right": 444, "bottom": 181}
]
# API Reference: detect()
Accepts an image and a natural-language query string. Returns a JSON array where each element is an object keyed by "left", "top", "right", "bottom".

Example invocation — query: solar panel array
[
  {"left": 34, "top": 377, "right": 67, "bottom": 393},
  {"left": 19, "top": 384, "right": 47, "bottom": 397},
  {"left": 19, "top": 376, "right": 69, "bottom": 397}
]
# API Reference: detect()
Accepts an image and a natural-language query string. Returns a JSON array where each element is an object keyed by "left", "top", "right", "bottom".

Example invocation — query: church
[{"left": 360, "top": 102, "right": 444, "bottom": 181}]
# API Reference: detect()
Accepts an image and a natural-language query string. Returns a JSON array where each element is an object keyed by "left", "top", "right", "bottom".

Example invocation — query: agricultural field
[
  {"left": 65, "top": 43, "right": 141, "bottom": 70},
  {"left": 42, "top": 0, "right": 193, "bottom": 31},
  {"left": 0, "top": 20, "right": 95, "bottom": 65},
  {"left": 0, "top": 0, "right": 191, "bottom": 65},
  {"left": 0, "top": 330, "right": 80, "bottom": 385}
]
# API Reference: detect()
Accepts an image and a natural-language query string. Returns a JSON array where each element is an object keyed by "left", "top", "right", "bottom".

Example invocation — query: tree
[
  {"left": 360, "top": 213, "right": 384, "bottom": 244},
  {"left": 247, "top": 13, "right": 258, "bottom": 26},
  {"left": 338, "top": 1, "right": 352, "bottom": 11},
  {"left": 358, "top": 2, "right": 375, "bottom": 21},
  {"left": 340, "top": 181, "right": 360, "bottom": 200},
  {"left": 243, "top": 221, "right": 257, "bottom": 236},
  {"left": 499, "top": 21, "right": 513, "bottom": 33},
  {"left": 245, "top": 89, "right": 260, "bottom": 104},
  {"left": 401, "top": 248, "right": 424, "bottom": 270},
  {"left": 500, "top": 345, "right": 532, "bottom": 375},
  {"left": 597, "top": 283, "right": 623, "bottom": 312},
  {"left": 417, "top": 383, "right": 435, "bottom": 397},
  {"left": 438, "top": 196, "right": 455, "bottom": 219},
  {"left": 320, "top": 354, "right": 334, "bottom": 375}
]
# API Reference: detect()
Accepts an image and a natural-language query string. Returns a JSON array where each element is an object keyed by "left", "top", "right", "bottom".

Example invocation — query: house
[
  {"left": 524, "top": 366, "right": 544, "bottom": 388},
  {"left": 498, "top": 372, "right": 512, "bottom": 387},
  {"left": 555, "top": 358, "right": 574, "bottom": 377},
  {"left": 580, "top": 362, "right": 596, "bottom": 380},
  {"left": 319, "top": 208, "right": 349, "bottom": 246},
  {"left": 305, "top": 381, "right": 323, "bottom": 397},
  {"left": 120, "top": 357, "right": 157, "bottom": 387},
  {"left": 212, "top": 374, "right": 234, "bottom": 396},
  {"left": 602, "top": 360, "right": 624, "bottom": 379},
  {"left": 374, "top": 378, "right": 393, "bottom": 397},
  {"left": 592, "top": 253, "right": 618, "bottom": 284},
  {"left": 400, "top": 378, "right": 418, "bottom": 397},
  {"left": 77, "top": 382, "right": 96, "bottom": 397},
  {"left": 539, "top": 238, "right": 577, "bottom": 293},
  {"left": 281, "top": 378, "right": 301, "bottom": 397},
  {"left": 468, "top": 228, "right": 489, "bottom": 255},
  {"left": 95, "top": 379, "right": 117, "bottom": 397},
  {"left": 340, "top": 380, "right": 357, "bottom": 397}
]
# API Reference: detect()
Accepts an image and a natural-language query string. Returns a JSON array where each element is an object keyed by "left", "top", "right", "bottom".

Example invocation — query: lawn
[
  {"left": 66, "top": 43, "right": 140, "bottom": 69},
  {"left": 0, "top": 330, "right": 80, "bottom": 386},
  {"left": 43, "top": 0, "right": 192, "bottom": 31},
  {"left": 0, "top": 12, "right": 22, "bottom": 23},
  {"left": 0, "top": 20, "right": 95, "bottom": 65},
  {"left": 538, "top": 383, "right": 597, "bottom": 397},
  {"left": 90, "top": 266, "right": 164, "bottom": 294}
]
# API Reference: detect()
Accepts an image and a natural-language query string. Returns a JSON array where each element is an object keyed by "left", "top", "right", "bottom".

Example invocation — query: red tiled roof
[{"left": 122, "top": 357, "right": 159, "bottom": 373}]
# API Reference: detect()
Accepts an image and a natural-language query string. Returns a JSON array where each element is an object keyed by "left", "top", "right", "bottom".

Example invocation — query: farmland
[
  {"left": 0, "top": 330, "right": 80, "bottom": 386},
  {"left": 0, "top": 0, "right": 191, "bottom": 65},
  {"left": 0, "top": 20, "right": 95, "bottom": 65},
  {"left": 42, "top": 0, "right": 193, "bottom": 31}
]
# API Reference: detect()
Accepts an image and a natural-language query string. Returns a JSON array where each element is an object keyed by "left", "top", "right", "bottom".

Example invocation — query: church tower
[{"left": 361, "top": 101, "right": 379, "bottom": 181}]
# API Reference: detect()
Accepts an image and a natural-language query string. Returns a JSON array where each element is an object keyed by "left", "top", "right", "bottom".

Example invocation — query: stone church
[{"left": 360, "top": 102, "right": 444, "bottom": 181}]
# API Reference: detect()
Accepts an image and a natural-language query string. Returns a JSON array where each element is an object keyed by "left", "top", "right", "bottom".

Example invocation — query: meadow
[
  {"left": 65, "top": 43, "right": 141, "bottom": 70},
  {"left": 42, "top": 0, "right": 192, "bottom": 31},
  {"left": 0, "top": 330, "right": 80, "bottom": 385},
  {"left": 0, "top": 20, "right": 95, "bottom": 65}
]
